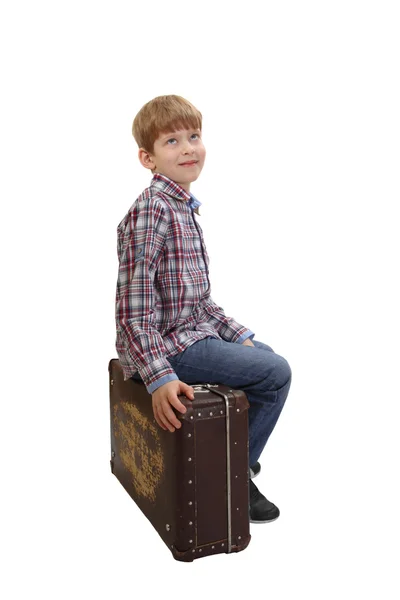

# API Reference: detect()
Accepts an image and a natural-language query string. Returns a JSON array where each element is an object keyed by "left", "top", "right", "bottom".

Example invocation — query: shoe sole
[{"left": 249, "top": 515, "right": 280, "bottom": 524}]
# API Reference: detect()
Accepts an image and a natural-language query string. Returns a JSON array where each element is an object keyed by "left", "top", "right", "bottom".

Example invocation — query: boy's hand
[
  {"left": 152, "top": 380, "right": 194, "bottom": 432},
  {"left": 242, "top": 338, "right": 255, "bottom": 347}
]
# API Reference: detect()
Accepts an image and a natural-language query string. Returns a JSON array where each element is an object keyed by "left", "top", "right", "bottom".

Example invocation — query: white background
[{"left": 1, "top": 0, "right": 399, "bottom": 598}]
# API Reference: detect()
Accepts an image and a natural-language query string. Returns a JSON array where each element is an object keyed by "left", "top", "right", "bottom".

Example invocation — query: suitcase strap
[{"left": 193, "top": 384, "right": 234, "bottom": 554}]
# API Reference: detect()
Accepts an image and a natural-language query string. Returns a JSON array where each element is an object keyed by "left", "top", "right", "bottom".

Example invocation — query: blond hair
[{"left": 132, "top": 94, "right": 202, "bottom": 156}]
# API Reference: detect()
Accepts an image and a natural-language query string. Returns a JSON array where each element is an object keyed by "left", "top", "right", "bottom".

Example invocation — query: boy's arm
[
  {"left": 201, "top": 297, "right": 255, "bottom": 344},
  {"left": 115, "top": 199, "right": 178, "bottom": 394}
]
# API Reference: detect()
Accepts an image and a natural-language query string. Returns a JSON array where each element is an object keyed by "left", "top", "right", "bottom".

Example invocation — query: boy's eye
[{"left": 166, "top": 133, "right": 200, "bottom": 145}]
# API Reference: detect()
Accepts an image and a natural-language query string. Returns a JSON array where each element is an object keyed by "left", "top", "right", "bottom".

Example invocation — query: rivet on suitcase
[{"left": 108, "top": 358, "right": 252, "bottom": 561}]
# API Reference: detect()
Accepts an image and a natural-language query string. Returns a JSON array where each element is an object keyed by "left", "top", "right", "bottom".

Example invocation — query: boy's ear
[{"left": 138, "top": 147, "right": 155, "bottom": 171}]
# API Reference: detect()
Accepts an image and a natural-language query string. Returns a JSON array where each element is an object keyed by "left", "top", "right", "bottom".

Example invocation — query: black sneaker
[
  {"left": 249, "top": 461, "right": 261, "bottom": 479},
  {"left": 249, "top": 479, "right": 280, "bottom": 523}
]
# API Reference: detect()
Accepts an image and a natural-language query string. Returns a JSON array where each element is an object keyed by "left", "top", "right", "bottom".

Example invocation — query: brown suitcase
[{"left": 109, "top": 358, "right": 252, "bottom": 562}]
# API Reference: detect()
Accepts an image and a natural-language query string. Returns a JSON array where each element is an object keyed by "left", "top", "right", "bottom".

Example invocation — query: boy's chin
[
  {"left": 154, "top": 167, "right": 202, "bottom": 185},
  {"left": 180, "top": 168, "right": 202, "bottom": 181}
]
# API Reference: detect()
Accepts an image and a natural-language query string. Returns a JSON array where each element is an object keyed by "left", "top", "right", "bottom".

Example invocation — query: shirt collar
[{"left": 150, "top": 172, "right": 203, "bottom": 211}]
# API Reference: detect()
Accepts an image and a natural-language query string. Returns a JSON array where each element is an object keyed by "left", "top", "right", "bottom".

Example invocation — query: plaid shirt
[{"left": 115, "top": 172, "right": 255, "bottom": 393}]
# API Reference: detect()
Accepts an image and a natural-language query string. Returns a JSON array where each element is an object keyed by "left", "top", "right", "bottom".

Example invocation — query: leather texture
[{"left": 109, "top": 357, "right": 251, "bottom": 562}]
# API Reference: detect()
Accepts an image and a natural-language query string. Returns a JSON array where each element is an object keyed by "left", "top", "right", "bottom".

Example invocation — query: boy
[{"left": 115, "top": 95, "right": 292, "bottom": 523}]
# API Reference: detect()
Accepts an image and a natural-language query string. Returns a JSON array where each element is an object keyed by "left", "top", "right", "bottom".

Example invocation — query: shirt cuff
[
  {"left": 235, "top": 331, "right": 256, "bottom": 344},
  {"left": 146, "top": 372, "right": 179, "bottom": 394}
]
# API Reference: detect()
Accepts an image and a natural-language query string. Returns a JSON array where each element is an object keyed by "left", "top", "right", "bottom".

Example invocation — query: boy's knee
[{"left": 273, "top": 355, "right": 292, "bottom": 390}]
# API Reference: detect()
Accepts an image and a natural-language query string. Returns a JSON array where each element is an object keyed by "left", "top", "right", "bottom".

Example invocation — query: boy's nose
[
  {"left": 182, "top": 144, "right": 194, "bottom": 154},
  {"left": 182, "top": 140, "right": 195, "bottom": 153}
]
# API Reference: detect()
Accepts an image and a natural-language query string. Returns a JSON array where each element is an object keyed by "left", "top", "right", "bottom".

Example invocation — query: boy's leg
[{"left": 163, "top": 336, "right": 292, "bottom": 467}]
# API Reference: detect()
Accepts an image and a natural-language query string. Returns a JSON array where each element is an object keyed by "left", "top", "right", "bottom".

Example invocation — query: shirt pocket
[{"left": 181, "top": 230, "right": 207, "bottom": 272}]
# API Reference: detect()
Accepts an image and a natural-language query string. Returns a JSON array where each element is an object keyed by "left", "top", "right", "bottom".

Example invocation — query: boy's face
[{"left": 138, "top": 127, "right": 206, "bottom": 193}]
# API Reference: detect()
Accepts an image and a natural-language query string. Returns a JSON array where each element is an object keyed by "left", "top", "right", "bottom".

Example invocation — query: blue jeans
[{"left": 131, "top": 336, "right": 292, "bottom": 467}]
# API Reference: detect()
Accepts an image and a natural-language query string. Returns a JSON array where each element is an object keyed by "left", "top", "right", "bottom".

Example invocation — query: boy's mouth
[{"left": 179, "top": 160, "right": 198, "bottom": 166}]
